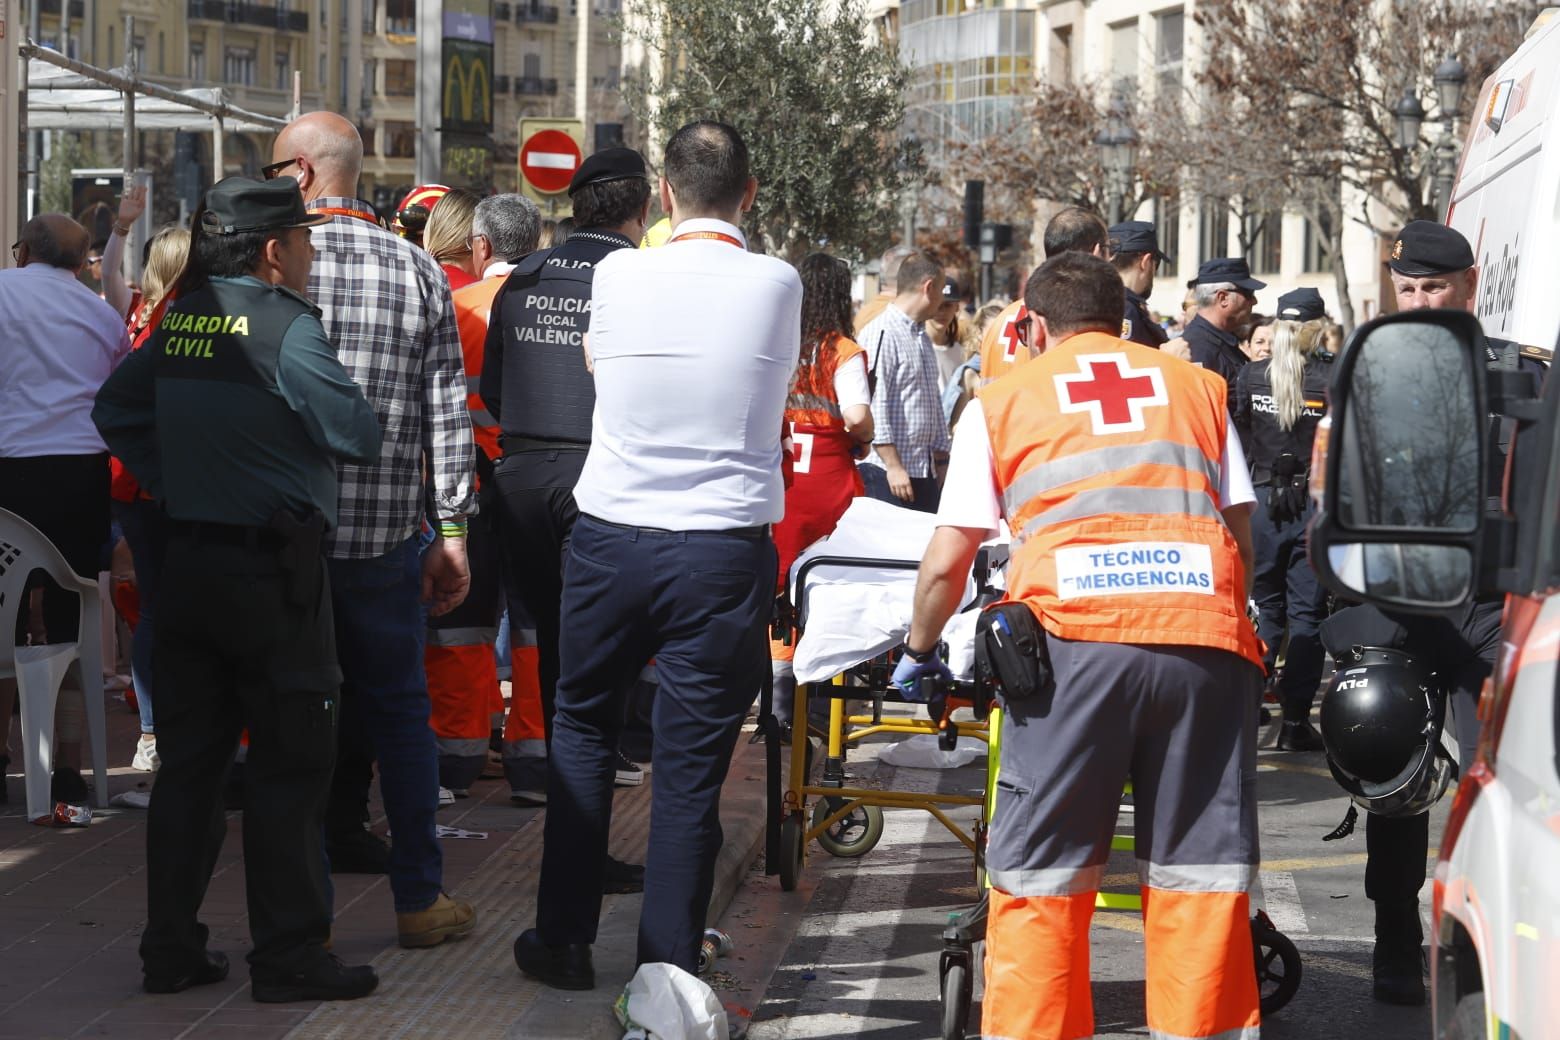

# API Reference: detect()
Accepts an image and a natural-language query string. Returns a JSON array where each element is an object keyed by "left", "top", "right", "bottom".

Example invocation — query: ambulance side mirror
[{"left": 1308, "top": 309, "right": 1488, "bottom": 613}]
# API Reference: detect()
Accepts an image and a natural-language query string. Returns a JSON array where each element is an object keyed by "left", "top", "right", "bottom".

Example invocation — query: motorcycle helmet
[{"left": 1319, "top": 645, "right": 1453, "bottom": 817}]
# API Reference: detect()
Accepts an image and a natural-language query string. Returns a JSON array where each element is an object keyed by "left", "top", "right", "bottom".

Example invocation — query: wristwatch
[{"left": 902, "top": 642, "right": 938, "bottom": 663}]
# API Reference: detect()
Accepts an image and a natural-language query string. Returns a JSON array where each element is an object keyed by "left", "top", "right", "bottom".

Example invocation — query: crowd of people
[{"left": 0, "top": 106, "right": 1524, "bottom": 1037}]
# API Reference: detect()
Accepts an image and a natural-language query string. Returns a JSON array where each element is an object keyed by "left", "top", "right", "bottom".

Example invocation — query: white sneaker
[
  {"left": 132, "top": 737, "right": 160, "bottom": 772},
  {"left": 437, "top": 787, "right": 456, "bottom": 807}
]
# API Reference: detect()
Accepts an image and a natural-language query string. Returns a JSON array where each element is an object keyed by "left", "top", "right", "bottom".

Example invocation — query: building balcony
[
  {"left": 515, "top": 76, "right": 558, "bottom": 96},
  {"left": 39, "top": 0, "right": 86, "bottom": 17},
  {"left": 495, "top": 74, "right": 512, "bottom": 94},
  {"left": 515, "top": 3, "right": 560, "bottom": 25},
  {"left": 187, "top": 1, "right": 309, "bottom": 32}
]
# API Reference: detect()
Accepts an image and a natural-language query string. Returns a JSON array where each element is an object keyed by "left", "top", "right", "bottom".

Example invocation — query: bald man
[
  {"left": 0, "top": 214, "right": 131, "bottom": 807},
  {"left": 269, "top": 113, "right": 480, "bottom": 949}
]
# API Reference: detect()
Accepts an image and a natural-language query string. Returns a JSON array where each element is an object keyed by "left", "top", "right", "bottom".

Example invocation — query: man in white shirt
[
  {"left": 0, "top": 215, "right": 131, "bottom": 803},
  {"left": 513, "top": 121, "right": 800, "bottom": 989}
]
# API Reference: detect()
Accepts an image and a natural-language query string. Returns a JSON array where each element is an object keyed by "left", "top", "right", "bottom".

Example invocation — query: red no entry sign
[{"left": 520, "top": 129, "right": 582, "bottom": 195}]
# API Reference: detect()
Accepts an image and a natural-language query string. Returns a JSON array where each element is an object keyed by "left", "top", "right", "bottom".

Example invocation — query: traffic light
[{"left": 963, "top": 181, "right": 984, "bottom": 249}]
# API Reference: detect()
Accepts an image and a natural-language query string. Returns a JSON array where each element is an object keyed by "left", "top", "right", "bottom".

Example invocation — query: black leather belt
[
  {"left": 166, "top": 518, "right": 286, "bottom": 551},
  {"left": 586, "top": 514, "right": 769, "bottom": 541}
]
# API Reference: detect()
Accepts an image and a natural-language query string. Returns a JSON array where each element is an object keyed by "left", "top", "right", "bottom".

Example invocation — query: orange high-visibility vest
[
  {"left": 786, "top": 331, "right": 864, "bottom": 433},
  {"left": 977, "top": 299, "right": 1029, "bottom": 386},
  {"left": 982, "top": 330, "right": 1262, "bottom": 667},
  {"left": 454, "top": 275, "right": 505, "bottom": 463}
]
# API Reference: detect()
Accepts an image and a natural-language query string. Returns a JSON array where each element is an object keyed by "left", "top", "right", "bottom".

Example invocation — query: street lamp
[
  {"left": 1394, "top": 90, "right": 1425, "bottom": 152},
  {"left": 899, "top": 130, "right": 922, "bottom": 247},
  {"left": 1433, "top": 56, "right": 1467, "bottom": 116},
  {"left": 1094, "top": 91, "right": 1139, "bottom": 225},
  {"left": 1431, "top": 57, "right": 1467, "bottom": 220}
]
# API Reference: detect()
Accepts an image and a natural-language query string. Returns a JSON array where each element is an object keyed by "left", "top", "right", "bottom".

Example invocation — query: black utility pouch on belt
[
  {"left": 269, "top": 507, "right": 327, "bottom": 606},
  {"left": 975, "top": 602, "right": 1054, "bottom": 705}
]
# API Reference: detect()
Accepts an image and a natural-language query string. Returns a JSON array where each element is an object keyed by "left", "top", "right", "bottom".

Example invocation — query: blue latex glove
[{"left": 891, "top": 649, "right": 953, "bottom": 702}]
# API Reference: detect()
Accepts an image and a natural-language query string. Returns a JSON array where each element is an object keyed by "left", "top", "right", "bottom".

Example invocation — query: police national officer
[
  {"left": 480, "top": 148, "right": 651, "bottom": 852},
  {"left": 1107, "top": 220, "right": 1171, "bottom": 348},
  {"left": 93, "top": 176, "right": 383, "bottom": 1002},
  {"left": 1234, "top": 287, "right": 1332, "bottom": 752},
  {"left": 1185, "top": 257, "right": 1265, "bottom": 427},
  {"left": 1342, "top": 220, "right": 1546, "bottom": 1006}
]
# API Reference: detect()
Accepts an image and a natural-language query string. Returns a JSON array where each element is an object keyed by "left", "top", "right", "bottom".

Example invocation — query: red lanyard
[
  {"left": 669, "top": 230, "right": 743, "bottom": 248},
  {"left": 311, "top": 205, "right": 386, "bottom": 228}
]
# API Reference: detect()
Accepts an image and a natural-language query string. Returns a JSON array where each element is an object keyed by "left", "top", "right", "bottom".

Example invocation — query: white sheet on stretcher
[{"left": 788, "top": 497, "right": 1007, "bottom": 685}]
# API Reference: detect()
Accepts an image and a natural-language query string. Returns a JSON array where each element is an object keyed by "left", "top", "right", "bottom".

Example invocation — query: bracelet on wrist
[
  {"left": 903, "top": 642, "right": 938, "bottom": 663},
  {"left": 435, "top": 520, "right": 468, "bottom": 539},
  {"left": 112, "top": 222, "right": 132, "bottom": 236}
]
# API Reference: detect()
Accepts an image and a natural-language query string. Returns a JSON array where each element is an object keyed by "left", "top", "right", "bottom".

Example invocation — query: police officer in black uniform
[
  {"left": 480, "top": 148, "right": 651, "bottom": 824},
  {"left": 93, "top": 177, "right": 383, "bottom": 1003},
  {"left": 1184, "top": 257, "right": 1266, "bottom": 431},
  {"left": 1106, "top": 219, "right": 1171, "bottom": 348},
  {"left": 1234, "top": 287, "right": 1333, "bottom": 751},
  {"left": 1348, "top": 221, "right": 1546, "bottom": 1005}
]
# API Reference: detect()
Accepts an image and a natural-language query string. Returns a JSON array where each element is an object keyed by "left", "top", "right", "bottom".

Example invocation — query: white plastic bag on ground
[
  {"left": 615, "top": 961, "right": 729, "bottom": 1040},
  {"left": 878, "top": 733, "right": 986, "bottom": 769}
]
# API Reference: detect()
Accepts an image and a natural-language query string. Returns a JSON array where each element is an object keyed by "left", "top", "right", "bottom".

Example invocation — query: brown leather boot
[{"left": 397, "top": 892, "right": 476, "bottom": 949}]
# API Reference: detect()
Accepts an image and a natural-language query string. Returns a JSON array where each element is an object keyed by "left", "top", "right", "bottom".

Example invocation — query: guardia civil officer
[
  {"left": 1107, "top": 219, "right": 1171, "bottom": 348},
  {"left": 896, "top": 252, "right": 1263, "bottom": 1040},
  {"left": 93, "top": 177, "right": 383, "bottom": 1003},
  {"left": 1344, "top": 220, "right": 1546, "bottom": 1005},
  {"left": 1185, "top": 257, "right": 1265, "bottom": 426},
  {"left": 1234, "top": 287, "right": 1333, "bottom": 751},
  {"left": 480, "top": 149, "right": 652, "bottom": 854}
]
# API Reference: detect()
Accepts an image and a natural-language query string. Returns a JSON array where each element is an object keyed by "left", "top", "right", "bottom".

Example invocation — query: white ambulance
[{"left": 1311, "top": 10, "right": 1560, "bottom": 1040}]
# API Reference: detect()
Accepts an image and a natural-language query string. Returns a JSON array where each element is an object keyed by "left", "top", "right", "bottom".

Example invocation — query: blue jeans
[
  {"left": 535, "top": 514, "right": 775, "bottom": 971},
  {"left": 326, "top": 537, "right": 442, "bottom": 912},
  {"left": 1251, "top": 494, "right": 1328, "bottom": 721},
  {"left": 858, "top": 462, "right": 941, "bottom": 513},
  {"left": 113, "top": 499, "right": 166, "bottom": 734}
]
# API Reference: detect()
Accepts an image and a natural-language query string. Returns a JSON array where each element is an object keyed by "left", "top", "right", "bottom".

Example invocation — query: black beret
[
  {"left": 200, "top": 176, "right": 330, "bottom": 236},
  {"left": 1194, "top": 257, "right": 1266, "bottom": 292},
  {"left": 568, "top": 147, "right": 649, "bottom": 196},
  {"left": 1275, "top": 287, "right": 1326, "bottom": 321},
  {"left": 1388, "top": 220, "right": 1475, "bottom": 277},
  {"left": 1108, "top": 220, "right": 1173, "bottom": 264}
]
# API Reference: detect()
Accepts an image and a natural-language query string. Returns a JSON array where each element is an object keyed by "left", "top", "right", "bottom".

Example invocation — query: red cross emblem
[
  {"left": 1054, "top": 353, "right": 1168, "bottom": 434},
  {"left": 999, "top": 303, "right": 1027, "bottom": 362}
]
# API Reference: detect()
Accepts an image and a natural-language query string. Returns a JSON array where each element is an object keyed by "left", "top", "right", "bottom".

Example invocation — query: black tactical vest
[
  {"left": 1240, "top": 355, "right": 1331, "bottom": 485},
  {"left": 494, "top": 233, "right": 629, "bottom": 444},
  {"left": 149, "top": 278, "right": 314, "bottom": 395}
]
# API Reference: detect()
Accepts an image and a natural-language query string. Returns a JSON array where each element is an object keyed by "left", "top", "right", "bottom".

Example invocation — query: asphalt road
[{"left": 729, "top": 710, "right": 1449, "bottom": 1040}]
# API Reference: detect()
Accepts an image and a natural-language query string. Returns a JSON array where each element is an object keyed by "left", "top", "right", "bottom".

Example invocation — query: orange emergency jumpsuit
[
  {"left": 978, "top": 331, "right": 1264, "bottom": 1040},
  {"left": 977, "top": 299, "right": 1030, "bottom": 386},
  {"left": 424, "top": 272, "right": 546, "bottom": 789}
]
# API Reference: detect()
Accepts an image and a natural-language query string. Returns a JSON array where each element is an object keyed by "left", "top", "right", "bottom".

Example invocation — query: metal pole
[
  {"left": 121, "top": 15, "right": 133, "bottom": 181},
  {"left": 1433, "top": 125, "right": 1458, "bottom": 222},
  {"left": 212, "top": 115, "right": 223, "bottom": 185},
  {"left": 574, "top": 0, "right": 589, "bottom": 127},
  {"left": 27, "top": 0, "right": 40, "bottom": 217}
]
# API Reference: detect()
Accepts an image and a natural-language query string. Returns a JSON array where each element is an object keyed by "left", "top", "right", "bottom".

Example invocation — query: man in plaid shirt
[{"left": 270, "top": 112, "right": 478, "bottom": 949}]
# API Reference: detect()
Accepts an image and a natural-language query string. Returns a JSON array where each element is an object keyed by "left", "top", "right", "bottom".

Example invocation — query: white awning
[{"left": 25, "top": 57, "right": 285, "bottom": 133}]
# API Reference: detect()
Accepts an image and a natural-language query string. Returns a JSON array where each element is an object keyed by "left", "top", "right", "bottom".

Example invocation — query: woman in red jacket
[{"left": 771, "top": 253, "right": 874, "bottom": 735}]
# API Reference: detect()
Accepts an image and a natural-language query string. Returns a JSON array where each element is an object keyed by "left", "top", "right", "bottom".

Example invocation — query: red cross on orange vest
[{"left": 1054, "top": 353, "right": 1168, "bottom": 434}]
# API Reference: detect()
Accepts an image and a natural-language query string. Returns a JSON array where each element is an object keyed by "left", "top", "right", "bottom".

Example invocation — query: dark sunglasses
[
  {"left": 1012, "top": 306, "right": 1035, "bottom": 348},
  {"left": 261, "top": 157, "right": 298, "bottom": 180}
]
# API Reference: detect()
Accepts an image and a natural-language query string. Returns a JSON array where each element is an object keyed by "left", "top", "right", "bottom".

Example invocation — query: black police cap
[
  {"left": 1193, "top": 257, "right": 1266, "bottom": 292},
  {"left": 1108, "top": 220, "right": 1173, "bottom": 265},
  {"left": 568, "top": 147, "right": 649, "bottom": 196},
  {"left": 199, "top": 176, "right": 330, "bottom": 236},
  {"left": 1388, "top": 220, "right": 1475, "bottom": 277},
  {"left": 1275, "top": 287, "right": 1326, "bottom": 322}
]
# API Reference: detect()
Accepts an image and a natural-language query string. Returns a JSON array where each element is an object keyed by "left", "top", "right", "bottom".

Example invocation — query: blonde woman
[
  {"left": 133, "top": 227, "right": 192, "bottom": 335},
  {"left": 422, "top": 187, "right": 482, "bottom": 289},
  {"left": 1233, "top": 287, "right": 1334, "bottom": 751}
]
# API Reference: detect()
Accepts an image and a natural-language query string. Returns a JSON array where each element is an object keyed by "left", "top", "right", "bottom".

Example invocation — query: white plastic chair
[{"left": 0, "top": 507, "right": 109, "bottom": 821}]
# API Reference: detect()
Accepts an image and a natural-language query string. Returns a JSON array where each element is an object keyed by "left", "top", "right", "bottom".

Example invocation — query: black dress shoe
[
  {"left": 1371, "top": 944, "right": 1426, "bottom": 1005},
  {"left": 326, "top": 828, "right": 390, "bottom": 875},
  {"left": 602, "top": 855, "right": 644, "bottom": 894},
  {"left": 144, "top": 950, "right": 231, "bottom": 994},
  {"left": 513, "top": 928, "right": 594, "bottom": 990},
  {"left": 1277, "top": 719, "right": 1325, "bottom": 752},
  {"left": 252, "top": 954, "right": 379, "bottom": 1003}
]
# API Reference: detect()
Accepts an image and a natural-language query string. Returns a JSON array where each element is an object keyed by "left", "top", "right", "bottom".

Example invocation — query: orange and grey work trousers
[
  {"left": 983, "top": 636, "right": 1262, "bottom": 1040},
  {"left": 425, "top": 510, "right": 545, "bottom": 791}
]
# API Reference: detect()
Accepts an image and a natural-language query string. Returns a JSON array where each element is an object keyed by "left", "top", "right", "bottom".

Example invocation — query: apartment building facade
[{"left": 28, "top": 0, "right": 625, "bottom": 213}]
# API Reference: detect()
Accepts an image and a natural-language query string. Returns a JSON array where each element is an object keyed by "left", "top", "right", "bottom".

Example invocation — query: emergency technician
[
  {"left": 480, "top": 149, "right": 651, "bottom": 843},
  {"left": 1353, "top": 220, "right": 1546, "bottom": 1006},
  {"left": 93, "top": 177, "right": 382, "bottom": 1002},
  {"left": 896, "top": 252, "right": 1263, "bottom": 1040},
  {"left": 1234, "top": 287, "right": 1332, "bottom": 752},
  {"left": 1107, "top": 220, "right": 1171, "bottom": 348},
  {"left": 977, "top": 208, "right": 1108, "bottom": 385},
  {"left": 425, "top": 194, "right": 543, "bottom": 795}
]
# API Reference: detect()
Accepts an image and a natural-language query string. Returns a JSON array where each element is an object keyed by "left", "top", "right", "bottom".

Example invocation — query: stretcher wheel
[
  {"left": 812, "top": 797, "right": 885, "bottom": 858},
  {"left": 1252, "top": 914, "right": 1302, "bottom": 1015},
  {"left": 778, "top": 812, "right": 804, "bottom": 892},
  {"left": 939, "top": 955, "right": 973, "bottom": 1039}
]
